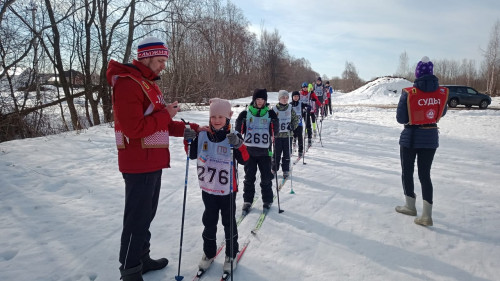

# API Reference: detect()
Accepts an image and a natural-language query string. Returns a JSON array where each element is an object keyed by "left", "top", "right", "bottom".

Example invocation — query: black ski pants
[
  {"left": 293, "top": 125, "right": 304, "bottom": 154},
  {"left": 243, "top": 155, "right": 274, "bottom": 204},
  {"left": 310, "top": 112, "right": 317, "bottom": 128},
  {"left": 400, "top": 146, "right": 436, "bottom": 204},
  {"left": 201, "top": 192, "right": 239, "bottom": 259},
  {"left": 272, "top": 136, "right": 292, "bottom": 173},
  {"left": 120, "top": 170, "right": 162, "bottom": 269},
  {"left": 302, "top": 111, "right": 313, "bottom": 140}
]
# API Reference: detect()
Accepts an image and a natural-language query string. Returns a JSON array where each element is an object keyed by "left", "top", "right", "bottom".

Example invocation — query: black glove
[
  {"left": 287, "top": 123, "right": 293, "bottom": 131},
  {"left": 227, "top": 132, "right": 243, "bottom": 148},
  {"left": 183, "top": 127, "right": 196, "bottom": 142}
]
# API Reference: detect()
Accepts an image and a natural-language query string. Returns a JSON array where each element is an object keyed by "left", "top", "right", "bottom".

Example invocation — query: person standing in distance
[
  {"left": 395, "top": 56, "right": 448, "bottom": 227},
  {"left": 107, "top": 36, "right": 202, "bottom": 281}
]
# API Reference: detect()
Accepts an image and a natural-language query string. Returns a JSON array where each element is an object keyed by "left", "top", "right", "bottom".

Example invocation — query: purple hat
[{"left": 415, "top": 56, "right": 433, "bottom": 78}]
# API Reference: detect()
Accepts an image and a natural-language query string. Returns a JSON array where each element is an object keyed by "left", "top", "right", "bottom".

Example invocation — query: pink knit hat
[
  {"left": 137, "top": 36, "right": 169, "bottom": 59},
  {"left": 209, "top": 98, "right": 232, "bottom": 119}
]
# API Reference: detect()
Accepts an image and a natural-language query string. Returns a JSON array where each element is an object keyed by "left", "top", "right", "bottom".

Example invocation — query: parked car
[{"left": 442, "top": 85, "right": 492, "bottom": 109}]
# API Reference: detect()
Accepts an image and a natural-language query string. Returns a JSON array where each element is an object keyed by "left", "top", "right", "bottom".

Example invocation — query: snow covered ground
[{"left": 1, "top": 78, "right": 499, "bottom": 281}]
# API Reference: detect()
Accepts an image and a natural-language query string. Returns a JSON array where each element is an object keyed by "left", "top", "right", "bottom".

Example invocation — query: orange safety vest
[
  {"left": 404, "top": 86, "right": 449, "bottom": 125},
  {"left": 112, "top": 74, "right": 169, "bottom": 149}
]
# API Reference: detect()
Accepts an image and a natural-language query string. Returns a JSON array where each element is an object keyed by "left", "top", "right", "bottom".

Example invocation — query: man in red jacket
[{"left": 107, "top": 36, "right": 201, "bottom": 281}]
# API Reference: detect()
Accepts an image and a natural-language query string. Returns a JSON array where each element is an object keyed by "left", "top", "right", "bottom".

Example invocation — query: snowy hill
[
  {"left": 1, "top": 78, "right": 500, "bottom": 281},
  {"left": 336, "top": 77, "right": 413, "bottom": 105}
]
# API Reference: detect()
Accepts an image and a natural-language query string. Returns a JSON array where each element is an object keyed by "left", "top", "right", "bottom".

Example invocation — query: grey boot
[
  {"left": 119, "top": 263, "right": 143, "bottom": 281},
  {"left": 414, "top": 200, "right": 433, "bottom": 226},
  {"left": 395, "top": 195, "right": 417, "bottom": 216}
]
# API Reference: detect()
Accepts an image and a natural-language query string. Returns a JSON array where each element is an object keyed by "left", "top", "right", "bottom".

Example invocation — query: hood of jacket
[{"left": 414, "top": 74, "right": 439, "bottom": 93}]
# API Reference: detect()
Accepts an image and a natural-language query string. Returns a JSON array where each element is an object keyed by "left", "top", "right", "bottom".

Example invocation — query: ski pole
[
  {"left": 275, "top": 150, "right": 284, "bottom": 213},
  {"left": 288, "top": 129, "right": 295, "bottom": 194},
  {"left": 319, "top": 113, "right": 323, "bottom": 147},
  {"left": 175, "top": 123, "right": 192, "bottom": 281},
  {"left": 229, "top": 125, "right": 235, "bottom": 281},
  {"left": 272, "top": 125, "right": 284, "bottom": 214},
  {"left": 303, "top": 108, "right": 309, "bottom": 165}
]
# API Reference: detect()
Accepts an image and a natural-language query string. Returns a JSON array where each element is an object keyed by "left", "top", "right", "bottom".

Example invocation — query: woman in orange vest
[{"left": 395, "top": 56, "right": 448, "bottom": 227}]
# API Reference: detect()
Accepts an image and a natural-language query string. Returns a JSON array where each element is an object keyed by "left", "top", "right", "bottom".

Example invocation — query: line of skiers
[{"left": 182, "top": 82, "right": 334, "bottom": 277}]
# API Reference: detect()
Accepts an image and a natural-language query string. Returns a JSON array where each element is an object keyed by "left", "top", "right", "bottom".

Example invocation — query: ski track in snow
[{"left": 1, "top": 84, "right": 500, "bottom": 281}]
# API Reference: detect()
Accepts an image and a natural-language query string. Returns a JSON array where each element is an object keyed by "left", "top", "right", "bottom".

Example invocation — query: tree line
[
  {"left": 1, "top": 0, "right": 499, "bottom": 142},
  {"left": 1, "top": 0, "right": 329, "bottom": 142}
]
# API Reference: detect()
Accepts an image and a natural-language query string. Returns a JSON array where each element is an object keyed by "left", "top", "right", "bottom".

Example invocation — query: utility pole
[{"left": 27, "top": 0, "right": 41, "bottom": 104}]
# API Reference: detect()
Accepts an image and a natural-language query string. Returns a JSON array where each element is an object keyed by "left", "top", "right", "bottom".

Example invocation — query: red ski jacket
[{"left": 107, "top": 59, "right": 198, "bottom": 173}]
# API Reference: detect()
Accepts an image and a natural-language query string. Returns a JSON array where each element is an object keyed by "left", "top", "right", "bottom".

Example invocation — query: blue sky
[{"left": 230, "top": 0, "right": 500, "bottom": 81}]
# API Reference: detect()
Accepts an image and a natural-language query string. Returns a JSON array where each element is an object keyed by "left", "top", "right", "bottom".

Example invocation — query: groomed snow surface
[{"left": 1, "top": 78, "right": 499, "bottom": 281}]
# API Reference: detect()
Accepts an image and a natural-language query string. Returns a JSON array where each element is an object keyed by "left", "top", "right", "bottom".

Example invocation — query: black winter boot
[
  {"left": 119, "top": 263, "right": 143, "bottom": 281},
  {"left": 141, "top": 251, "right": 168, "bottom": 274}
]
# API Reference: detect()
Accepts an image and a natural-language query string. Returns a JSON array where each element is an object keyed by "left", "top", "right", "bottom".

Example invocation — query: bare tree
[
  {"left": 342, "top": 61, "right": 362, "bottom": 92},
  {"left": 0, "top": 0, "right": 17, "bottom": 23},
  {"left": 77, "top": 0, "right": 100, "bottom": 126},
  {"left": 395, "top": 51, "right": 411, "bottom": 79},
  {"left": 0, "top": 1, "right": 34, "bottom": 80},
  {"left": 258, "top": 29, "right": 286, "bottom": 91},
  {"left": 1, "top": 0, "right": 46, "bottom": 140},
  {"left": 95, "top": 0, "right": 137, "bottom": 122},
  {"left": 483, "top": 20, "right": 500, "bottom": 96},
  {"left": 454, "top": 58, "right": 480, "bottom": 88},
  {"left": 41, "top": 0, "right": 83, "bottom": 130}
]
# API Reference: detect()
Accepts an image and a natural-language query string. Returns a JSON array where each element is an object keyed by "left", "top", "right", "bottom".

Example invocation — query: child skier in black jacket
[{"left": 235, "top": 88, "right": 279, "bottom": 213}]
